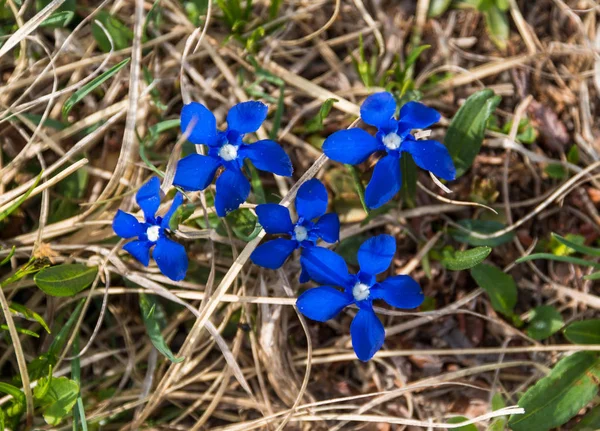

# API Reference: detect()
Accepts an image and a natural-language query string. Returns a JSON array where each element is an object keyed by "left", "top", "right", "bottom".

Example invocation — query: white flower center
[
  {"left": 352, "top": 282, "right": 371, "bottom": 301},
  {"left": 146, "top": 225, "right": 160, "bottom": 242},
  {"left": 294, "top": 225, "right": 308, "bottom": 242},
  {"left": 382, "top": 132, "right": 401, "bottom": 150},
  {"left": 218, "top": 144, "right": 238, "bottom": 161}
]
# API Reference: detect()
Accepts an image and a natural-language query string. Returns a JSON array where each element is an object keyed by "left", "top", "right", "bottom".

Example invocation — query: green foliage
[
  {"left": 480, "top": 0, "right": 510, "bottom": 49},
  {"left": 449, "top": 219, "right": 515, "bottom": 247},
  {"left": 36, "top": 0, "right": 75, "bottom": 28},
  {"left": 470, "top": 263, "right": 517, "bottom": 317},
  {"left": 216, "top": 0, "right": 252, "bottom": 33},
  {"left": 91, "top": 11, "right": 133, "bottom": 52},
  {"left": 9, "top": 302, "right": 51, "bottom": 334},
  {"left": 63, "top": 58, "right": 131, "bottom": 119},
  {"left": 444, "top": 89, "right": 501, "bottom": 177},
  {"left": 400, "top": 152, "right": 417, "bottom": 207},
  {"left": 0, "top": 172, "right": 42, "bottom": 223},
  {"left": 509, "top": 352, "right": 600, "bottom": 431},
  {"left": 0, "top": 382, "right": 26, "bottom": 417},
  {"left": 184, "top": 0, "right": 209, "bottom": 26},
  {"left": 551, "top": 233, "right": 600, "bottom": 257},
  {"left": 549, "top": 233, "right": 585, "bottom": 256},
  {"left": 305, "top": 99, "right": 337, "bottom": 133},
  {"left": 526, "top": 305, "right": 563, "bottom": 340},
  {"left": 544, "top": 163, "right": 567, "bottom": 179},
  {"left": 346, "top": 165, "right": 368, "bottom": 214},
  {"left": 34, "top": 264, "right": 97, "bottom": 297},
  {"left": 34, "top": 376, "right": 79, "bottom": 426},
  {"left": 446, "top": 416, "right": 477, "bottom": 431},
  {"left": 28, "top": 300, "right": 85, "bottom": 380},
  {"left": 517, "top": 253, "right": 600, "bottom": 270},
  {"left": 269, "top": 0, "right": 283, "bottom": 19},
  {"left": 573, "top": 404, "right": 600, "bottom": 431},
  {"left": 428, "top": 0, "right": 452, "bottom": 17},
  {"left": 139, "top": 294, "right": 184, "bottom": 363},
  {"left": 501, "top": 117, "right": 538, "bottom": 144},
  {"left": 564, "top": 320, "right": 600, "bottom": 345},
  {"left": 489, "top": 393, "right": 508, "bottom": 431},
  {"left": 440, "top": 246, "right": 492, "bottom": 270}
]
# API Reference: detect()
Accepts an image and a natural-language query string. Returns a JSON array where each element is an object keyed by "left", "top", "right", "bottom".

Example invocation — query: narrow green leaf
[
  {"left": 305, "top": 98, "right": 337, "bottom": 133},
  {"left": 405, "top": 45, "right": 430, "bottom": 70},
  {"left": 516, "top": 253, "right": 600, "bottom": 270},
  {"left": 446, "top": 416, "right": 477, "bottom": 431},
  {"left": 62, "top": 58, "right": 130, "bottom": 120},
  {"left": 0, "top": 171, "right": 42, "bottom": 223},
  {"left": 552, "top": 233, "right": 600, "bottom": 257},
  {"left": 470, "top": 263, "right": 517, "bottom": 316},
  {"left": 564, "top": 320, "right": 600, "bottom": 345},
  {"left": 508, "top": 352, "right": 600, "bottom": 431},
  {"left": 139, "top": 294, "right": 184, "bottom": 363},
  {"left": 573, "top": 404, "right": 600, "bottom": 431},
  {"left": 483, "top": 5, "right": 509, "bottom": 49},
  {"left": 428, "top": 0, "right": 452, "bottom": 17},
  {"left": 71, "top": 334, "right": 88, "bottom": 431},
  {"left": 0, "top": 408, "right": 4, "bottom": 430},
  {"left": 400, "top": 152, "right": 417, "bottom": 206},
  {"left": 441, "top": 246, "right": 491, "bottom": 271},
  {"left": 346, "top": 164, "right": 368, "bottom": 214},
  {"left": 148, "top": 119, "right": 180, "bottom": 139},
  {"left": 526, "top": 306, "right": 563, "bottom": 340},
  {"left": 584, "top": 271, "right": 600, "bottom": 281},
  {"left": 91, "top": 11, "right": 134, "bottom": 52},
  {"left": 444, "top": 89, "right": 501, "bottom": 177},
  {"left": 0, "top": 382, "right": 25, "bottom": 417},
  {"left": 268, "top": 85, "right": 285, "bottom": 140},
  {"left": 450, "top": 219, "right": 515, "bottom": 247},
  {"left": 28, "top": 300, "right": 85, "bottom": 380},
  {"left": 1, "top": 246, "right": 16, "bottom": 266},
  {"left": 10, "top": 302, "right": 50, "bottom": 333},
  {"left": 34, "top": 264, "right": 98, "bottom": 297},
  {"left": 0, "top": 323, "right": 39, "bottom": 337},
  {"left": 40, "top": 10, "right": 74, "bottom": 27},
  {"left": 35, "top": 376, "right": 79, "bottom": 426},
  {"left": 549, "top": 233, "right": 585, "bottom": 257},
  {"left": 545, "top": 163, "right": 567, "bottom": 179}
]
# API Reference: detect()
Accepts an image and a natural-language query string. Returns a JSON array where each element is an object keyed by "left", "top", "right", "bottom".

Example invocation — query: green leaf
[
  {"left": 139, "top": 294, "right": 184, "bottom": 363},
  {"left": 573, "top": 404, "right": 600, "bottom": 431},
  {"left": 549, "top": 233, "right": 586, "bottom": 257},
  {"left": 400, "top": 152, "right": 417, "bottom": 206},
  {"left": 446, "top": 416, "right": 477, "bottom": 431},
  {"left": 0, "top": 408, "right": 4, "bottom": 430},
  {"left": 441, "top": 246, "right": 492, "bottom": 271},
  {"left": 91, "top": 11, "right": 134, "bottom": 52},
  {"left": 526, "top": 306, "right": 563, "bottom": 340},
  {"left": 450, "top": 219, "right": 515, "bottom": 247},
  {"left": 564, "top": 320, "right": 600, "bottom": 345},
  {"left": 0, "top": 382, "right": 25, "bottom": 417},
  {"left": 584, "top": 271, "right": 600, "bottom": 281},
  {"left": 404, "top": 45, "right": 430, "bottom": 70},
  {"left": 444, "top": 89, "right": 501, "bottom": 177},
  {"left": 567, "top": 144, "right": 580, "bottom": 165},
  {"left": 305, "top": 98, "right": 337, "bottom": 133},
  {"left": 482, "top": 4, "right": 509, "bottom": 49},
  {"left": 269, "top": 0, "right": 283, "bottom": 19},
  {"left": 516, "top": 254, "right": 600, "bottom": 270},
  {"left": 489, "top": 393, "right": 508, "bottom": 431},
  {"left": 545, "top": 163, "right": 567, "bottom": 179},
  {"left": 41, "top": 11, "right": 74, "bottom": 27},
  {"left": 34, "top": 264, "right": 97, "bottom": 297},
  {"left": 35, "top": 376, "right": 79, "bottom": 426},
  {"left": 71, "top": 334, "right": 88, "bottom": 431},
  {"left": 508, "top": 352, "right": 600, "bottom": 431},
  {"left": 346, "top": 164, "right": 368, "bottom": 214},
  {"left": 225, "top": 208, "right": 260, "bottom": 242},
  {"left": 0, "top": 171, "right": 42, "bottom": 223},
  {"left": 428, "top": 0, "right": 452, "bottom": 17},
  {"left": 552, "top": 233, "right": 600, "bottom": 257},
  {"left": 28, "top": 300, "right": 85, "bottom": 380},
  {"left": 0, "top": 323, "right": 39, "bottom": 337},
  {"left": 1, "top": 245, "right": 16, "bottom": 266},
  {"left": 62, "top": 58, "right": 130, "bottom": 120},
  {"left": 470, "top": 264, "right": 517, "bottom": 316},
  {"left": 269, "top": 85, "right": 285, "bottom": 140}
]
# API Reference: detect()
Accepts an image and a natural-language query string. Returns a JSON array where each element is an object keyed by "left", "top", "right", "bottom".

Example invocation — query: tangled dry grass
[{"left": 1, "top": 0, "right": 600, "bottom": 429}]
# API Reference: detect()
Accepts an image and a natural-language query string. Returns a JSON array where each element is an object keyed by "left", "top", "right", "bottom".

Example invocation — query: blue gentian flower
[
  {"left": 322, "top": 92, "right": 456, "bottom": 209},
  {"left": 250, "top": 179, "right": 340, "bottom": 281},
  {"left": 173, "top": 101, "right": 293, "bottom": 216},
  {"left": 296, "top": 234, "right": 424, "bottom": 361},
  {"left": 112, "top": 177, "right": 188, "bottom": 281}
]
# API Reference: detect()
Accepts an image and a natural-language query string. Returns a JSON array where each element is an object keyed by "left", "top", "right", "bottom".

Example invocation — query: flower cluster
[{"left": 113, "top": 93, "right": 456, "bottom": 361}]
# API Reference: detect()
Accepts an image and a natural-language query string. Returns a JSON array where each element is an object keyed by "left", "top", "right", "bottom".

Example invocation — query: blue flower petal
[
  {"left": 173, "top": 154, "right": 221, "bottom": 192},
  {"left": 401, "top": 139, "right": 456, "bottom": 180},
  {"left": 136, "top": 177, "right": 161, "bottom": 221},
  {"left": 357, "top": 234, "right": 396, "bottom": 275},
  {"left": 250, "top": 238, "right": 297, "bottom": 269},
  {"left": 315, "top": 213, "right": 340, "bottom": 243},
  {"left": 154, "top": 237, "right": 188, "bottom": 281},
  {"left": 226, "top": 101, "right": 268, "bottom": 134},
  {"left": 123, "top": 240, "right": 153, "bottom": 266},
  {"left": 302, "top": 246, "right": 352, "bottom": 288},
  {"left": 255, "top": 204, "right": 293, "bottom": 234},
  {"left": 181, "top": 102, "right": 218, "bottom": 145},
  {"left": 398, "top": 101, "right": 441, "bottom": 130},
  {"left": 360, "top": 92, "right": 397, "bottom": 127},
  {"left": 295, "top": 179, "right": 328, "bottom": 221},
  {"left": 364, "top": 154, "right": 401, "bottom": 209},
  {"left": 371, "top": 275, "right": 424, "bottom": 309},
  {"left": 160, "top": 193, "right": 184, "bottom": 230},
  {"left": 113, "top": 210, "right": 144, "bottom": 239},
  {"left": 214, "top": 169, "right": 251, "bottom": 217},
  {"left": 297, "top": 286, "right": 352, "bottom": 322},
  {"left": 240, "top": 139, "right": 292, "bottom": 176},
  {"left": 350, "top": 308, "right": 385, "bottom": 361},
  {"left": 323, "top": 128, "right": 380, "bottom": 165}
]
